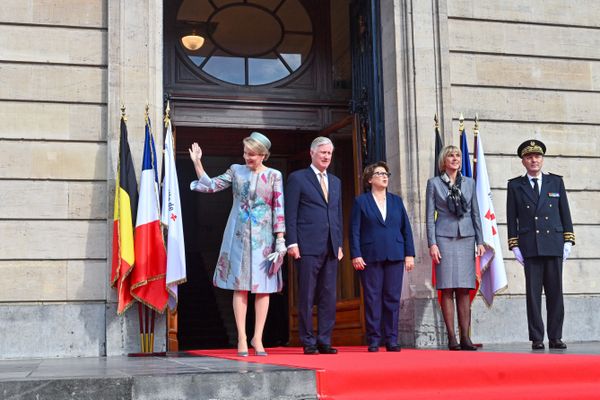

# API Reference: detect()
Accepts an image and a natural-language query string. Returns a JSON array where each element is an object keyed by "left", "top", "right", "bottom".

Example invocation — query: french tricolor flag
[{"left": 131, "top": 119, "right": 168, "bottom": 312}]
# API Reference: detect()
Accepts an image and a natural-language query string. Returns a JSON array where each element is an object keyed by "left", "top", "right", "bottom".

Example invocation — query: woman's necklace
[{"left": 373, "top": 191, "right": 386, "bottom": 203}]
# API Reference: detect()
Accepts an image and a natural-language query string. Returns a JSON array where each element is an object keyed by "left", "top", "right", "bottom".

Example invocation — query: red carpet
[{"left": 189, "top": 346, "right": 600, "bottom": 399}]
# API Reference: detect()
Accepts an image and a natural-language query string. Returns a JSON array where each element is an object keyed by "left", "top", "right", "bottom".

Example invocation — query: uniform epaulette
[
  {"left": 547, "top": 172, "right": 563, "bottom": 178},
  {"left": 508, "top": 176, "right": 521, "bottom": 182}
]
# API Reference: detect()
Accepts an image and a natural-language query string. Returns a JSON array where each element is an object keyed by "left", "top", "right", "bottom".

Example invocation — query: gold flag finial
[
  {"left": 434, "top": 113, "right": 439, "bottom": 129},
  {"left": 144, "top": 103, "right": 150, "bottom": 125},
  {"left": 164, "top": 100, "right": 171, "bottom": 127},
  {"left": 120, "top": 104, "right": 127, "bottom": 122},
  {"left": 474, "top": 113, "right": 479, "bottom": 134},
  {"left": 459, "top": 113, "right": 465, "bottom": 132}
]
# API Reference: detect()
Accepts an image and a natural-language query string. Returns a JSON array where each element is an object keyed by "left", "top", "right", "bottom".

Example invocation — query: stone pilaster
[
  {"left": 106, "top": 0, "right": 166, "bottom": 355},
  {"left": 380, "top": 0, "right": 454, "bottom": 347}
]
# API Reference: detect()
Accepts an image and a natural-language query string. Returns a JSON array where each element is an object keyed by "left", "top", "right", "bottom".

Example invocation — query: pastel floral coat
[{"left": 191, "top": 164, "right": 285, "bottom": 293}]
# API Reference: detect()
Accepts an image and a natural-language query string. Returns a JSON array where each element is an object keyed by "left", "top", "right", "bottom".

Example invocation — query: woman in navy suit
[{"left": 350, "top": 162, "right": 415, "bottom": 352}]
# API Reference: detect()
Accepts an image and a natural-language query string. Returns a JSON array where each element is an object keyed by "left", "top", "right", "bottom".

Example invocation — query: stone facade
[
  {"left": 383, "top": 0, "right": 600, "bottom": 346},
  {"left": 0, "top": 0, "right": 598, "bottom": 358},
  {"left": 0, "top": 0, "right": 165, "bottom": 358}
]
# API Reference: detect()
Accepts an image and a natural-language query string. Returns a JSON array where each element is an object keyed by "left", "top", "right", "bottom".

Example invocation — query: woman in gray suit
[{"left": 426, "top": 145, "right": 485, "bottom": 350}]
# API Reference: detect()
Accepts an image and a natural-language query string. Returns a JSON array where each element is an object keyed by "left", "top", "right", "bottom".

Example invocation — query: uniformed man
[{"left": 506, "top": 139, "right": 575, "bottom": 350}]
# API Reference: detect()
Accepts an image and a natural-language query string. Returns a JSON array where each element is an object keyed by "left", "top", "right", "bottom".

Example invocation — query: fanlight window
[{"left": 177, "top": 0, "right": 314, "bottom": 86}]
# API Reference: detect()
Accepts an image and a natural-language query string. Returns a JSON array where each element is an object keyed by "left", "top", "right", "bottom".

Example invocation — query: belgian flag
[{"left": 111, "top": 116, "right": 138, "bottom": 315}]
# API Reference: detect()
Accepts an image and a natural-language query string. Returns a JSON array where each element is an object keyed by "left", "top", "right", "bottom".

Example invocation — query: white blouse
[{"left": 372, "top": 192, "right": 387, "bottom": 221}]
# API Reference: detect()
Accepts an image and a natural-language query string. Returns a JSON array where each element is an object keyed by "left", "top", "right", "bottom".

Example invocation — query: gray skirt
[{"left": 435, "top": 236, "right": 476, "bottom": 289}]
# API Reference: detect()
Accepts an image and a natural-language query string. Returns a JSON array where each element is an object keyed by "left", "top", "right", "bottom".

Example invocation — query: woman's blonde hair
[
  {"left": 438, "top": 145, "right": 461, "bottom": 173},
  {"left": 243, "top": 137, "right": 270, "bottom": 161}
]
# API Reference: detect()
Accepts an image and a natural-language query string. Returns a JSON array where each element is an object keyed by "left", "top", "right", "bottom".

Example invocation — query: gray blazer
[{"left": 426, "top": 175, "right": 484, "bottom": 247}]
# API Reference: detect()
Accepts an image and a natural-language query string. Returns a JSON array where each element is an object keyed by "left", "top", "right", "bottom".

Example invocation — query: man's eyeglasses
[{"left": 373, "top": 172, "right": 391, "bottom": 177}]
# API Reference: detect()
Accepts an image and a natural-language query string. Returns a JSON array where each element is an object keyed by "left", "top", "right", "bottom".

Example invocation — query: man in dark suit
[
  {"left": 286, "top": 136, "right": 343, "bottom": 355},
  {"left": 506, "top": 139, "right": 575, "bottom": 350}
]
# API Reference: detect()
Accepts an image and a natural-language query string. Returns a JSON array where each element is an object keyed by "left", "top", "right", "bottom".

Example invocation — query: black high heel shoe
[
  {"left": 460, "top": 338, "right": 477, "bottom": 351},
  {"left": 447, "top": 336, "right": 461, "bottom": 351},
  {"left": 448, "top": 342, "right": 461, "bottom": 351}
]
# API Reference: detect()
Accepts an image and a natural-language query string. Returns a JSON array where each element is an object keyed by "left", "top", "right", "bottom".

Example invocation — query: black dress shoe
[
  {"left": 385, "top": 344, "right": 401, "bottom": 352},
  {"left": 317, "top": 345, "right": 338, "bottom": 354},
  {"left": 549, "top": 339, "right": 567, "bottom": 349},
  {"left": 532, "top": 341, "right": 545, "bottom": 350},
  {"left": 303, "top": 345, "right": 319, "bottom": 355},
  {"left": 367, "top": 345, "right": 379, "bottom": 352}
]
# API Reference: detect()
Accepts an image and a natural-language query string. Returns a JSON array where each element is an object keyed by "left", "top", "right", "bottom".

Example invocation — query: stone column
[
  {"left": 106, "top": 0, "right": 166, "bottom": 355},
  {"left": 380, "top": 0, "right": 453, "bottom": 348}
]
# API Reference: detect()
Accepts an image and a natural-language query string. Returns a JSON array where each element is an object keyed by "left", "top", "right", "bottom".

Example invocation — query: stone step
[{"left": 0, "top": 355, "right": 317, "bottom": 400}]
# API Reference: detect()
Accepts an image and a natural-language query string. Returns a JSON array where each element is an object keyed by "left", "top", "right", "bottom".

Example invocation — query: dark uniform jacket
[{"left": 506, "top": 173, "right": 575, "bottom": 257}]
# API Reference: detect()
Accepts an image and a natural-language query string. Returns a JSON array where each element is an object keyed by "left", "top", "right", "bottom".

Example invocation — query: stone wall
[
  {"left": 0, "top": 0, "right": 165, "bottom": 359},
  {"left": 382, "top": 0, "right": 600, "bottom": 347},
  {"left": 0, "top": 0, "right": 109, "bottom": 358},
  {"left": 447, "top": 0, "right": 600, "bottom": 344}
]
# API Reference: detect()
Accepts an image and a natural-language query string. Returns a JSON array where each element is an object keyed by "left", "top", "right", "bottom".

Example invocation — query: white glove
[
  {"left": 267, "top": 238, "right": 286, "bottom": 275},
  {"left": 563, "top": 242, "right": 572, "bottom": 261},
  {"left": 275, "top": 237, "right": 286, "bottom": 254},
  {"left": 512, "top": 247, "right": 524, "bottom": 266}
]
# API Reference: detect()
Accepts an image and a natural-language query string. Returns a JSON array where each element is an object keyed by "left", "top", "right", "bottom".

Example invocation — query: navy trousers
[
  {"left": 523, "top": 256, "right": 564, "bottom": 342},
  {"left": 296, "top": 251, "right": 338, "bottom": 347},
  {"left": 359, "top": 260, "right": 404, "bottom": 347}
]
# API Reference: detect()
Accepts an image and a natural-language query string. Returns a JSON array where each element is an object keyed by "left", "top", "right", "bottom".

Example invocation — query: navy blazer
[
  {"left": 349, "top": 192, "right": 415, "bottom": 262},
  {"left": 506, "top": 173, "right": 574, "bottom": 257},
  {"left": 285, "top": 167, "right": 343, "bottom": 256}
]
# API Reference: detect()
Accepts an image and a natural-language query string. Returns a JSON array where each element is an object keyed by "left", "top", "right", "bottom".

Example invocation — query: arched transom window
[{"left": 177, "top": 0, "right": 314, "bottom": 86}]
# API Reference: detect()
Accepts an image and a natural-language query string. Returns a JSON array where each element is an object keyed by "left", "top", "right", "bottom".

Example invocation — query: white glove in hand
[
  {"left": 267, "top": 238, "right": 287, "bottom": 275},
  {"left": 512, "top": 247, "right": 524, "bottom": 266},
  {"left": 275, "top": 237, "right": 286, "bottom": 255},
  {"left": 563, "top": 242, "right": 572, "bottom": 261}
]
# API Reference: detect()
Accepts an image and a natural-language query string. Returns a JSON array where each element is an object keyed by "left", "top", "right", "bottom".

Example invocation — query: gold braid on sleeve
[{"left": 563, "top": 232, "right": 575, "bottom": 245}]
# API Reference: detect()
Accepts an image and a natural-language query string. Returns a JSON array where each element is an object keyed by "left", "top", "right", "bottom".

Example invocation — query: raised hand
[{"left": 188, "top": 142, "right": 203, "bottom": 162}]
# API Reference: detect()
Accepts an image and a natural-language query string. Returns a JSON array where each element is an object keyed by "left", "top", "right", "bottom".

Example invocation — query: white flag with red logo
[
  {"left": 475, "top": 132, "right": 508, "bottom": 305},
  {"left": 161, "top": 119, "right": 187, "bottom": 310}
]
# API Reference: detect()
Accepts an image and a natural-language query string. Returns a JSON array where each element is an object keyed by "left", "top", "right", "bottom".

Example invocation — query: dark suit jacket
[
  {"left": 285, "top": 167, "right": 343, "bottom": 256},
  {"left": 349, "top": 192, "right": 415, "bottom": 262},
  {"left": 506, "top": 173, "right": 574, "bottom": 257}
]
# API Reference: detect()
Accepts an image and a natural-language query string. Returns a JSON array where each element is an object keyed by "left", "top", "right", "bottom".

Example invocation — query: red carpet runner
[{"left": 189, "top": 346, "right": 600, "bottom": 399}]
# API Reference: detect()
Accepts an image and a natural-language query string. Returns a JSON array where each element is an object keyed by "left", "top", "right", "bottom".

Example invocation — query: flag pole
[
  {"left": 137, "top": 303, "right": 145, "bottom": 352},
  {"left": 471, "top": 114, "right": 483, "bottom": 348},
  {"left": 473, "top": 114, "right": 479, "bottom": 181},
  {"left": 128, "top": 104, "right": 167, "bottom": 357},
  {"left": 150, "top": 309, "right": 156, "bottom": 352},
  {"left": 432, "top": 114, "right": 443, "bottom": 305},
  {"left": 144, "top": 103, "right": 151, "bottom": 355}
]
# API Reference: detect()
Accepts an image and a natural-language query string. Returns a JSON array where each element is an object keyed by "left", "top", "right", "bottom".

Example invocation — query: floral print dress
[{"left": 190, "top": 164, "right": 285, "bottom": 293}]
